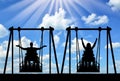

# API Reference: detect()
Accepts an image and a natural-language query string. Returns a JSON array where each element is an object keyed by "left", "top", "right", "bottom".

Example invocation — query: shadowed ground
[{"left": 0, "top": 74, "right": 120, "bottom": 80}]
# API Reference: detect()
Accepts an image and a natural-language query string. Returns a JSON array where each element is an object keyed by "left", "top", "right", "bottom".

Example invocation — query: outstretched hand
[
  {"left": 16, "top": 45, "right": 20, "bottom": 47},
  {"left": 95, "top": 38, "right": 97, "bottom": 41},
  {"left": 81, "top": 37, "right": 83, "bottom": 40},
  {"left": 43, "top": 45, "right": 47, "bottom": 47}
]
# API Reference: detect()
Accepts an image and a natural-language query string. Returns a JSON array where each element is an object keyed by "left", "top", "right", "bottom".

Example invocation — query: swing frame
[
  {"left": 18, "top": 28, "right": 44, "bottom": 72},
  {"left": 76, "top": 28, "right": 100, "bottom": 72},
  {"left": 3, "top": 26, "right": 59, "bottom": 74},
  {"left": 61, "top": 26, "right": 117, "bottom": 74}
]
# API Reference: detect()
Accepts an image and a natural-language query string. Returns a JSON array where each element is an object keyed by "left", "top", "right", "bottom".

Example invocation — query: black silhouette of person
[
  {"left": 81, "top": 38, "right": 97, "bottom": 66},
  {"left": 16, "top": 42, "right": 47, "bottom": 66}
]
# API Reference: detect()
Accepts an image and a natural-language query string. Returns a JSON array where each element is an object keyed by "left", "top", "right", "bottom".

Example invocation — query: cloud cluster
[
  {"left": 81, "top": 13, "right": 109, "bottom": 25},
  {"left": 0, "top": 24, "right": 9, "bottom": 38},
  {"left": 39, "top": 8, "right": 74, "bottom": 30},
  {"left": 54, "top": 35, "right": 60, "bottom": 46},
  {"left": 0, "top": 36, "right": 39, "bottom": 73},
  {"left": 0, "top": 40, "right": 8, "bottom": 58},
  {"left": 8, "top": 36, "right": 38, "bottom": 56},
  {"left": 0, "top": 36, "right": 60, "bottom": 73},
  {"left": 107, "top": 0, "right": 120, "bottom": 11},
  {"left": 54, "top": 31, "right": 62, "bottom": 47},
  {"left": 115, "top": 60, "right": 120, "bottom": 72},
  {"left": 65, "top": 38, "right": 93, "bottom": 53},
  {"left": 105, "top": 42, "right": 120, "bottom": 49}
]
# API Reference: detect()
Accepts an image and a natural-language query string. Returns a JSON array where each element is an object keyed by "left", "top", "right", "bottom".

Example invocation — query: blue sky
[{"left": 0, "top": 0, "right": 120, "bottom": 74}]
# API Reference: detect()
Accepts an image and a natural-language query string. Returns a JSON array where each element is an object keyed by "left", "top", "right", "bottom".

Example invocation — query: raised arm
[
  {"left": 81, "top": 38, "right": 86, "bottom": 49},
  {"left": 36, "top": 45, "right": 47, "bottom": 50},
  {"left": 92, "top": 38, "right": 97, "bottom": 49},
  {"left": 16, "top": 45, "right": 27, "bottom": 50}
]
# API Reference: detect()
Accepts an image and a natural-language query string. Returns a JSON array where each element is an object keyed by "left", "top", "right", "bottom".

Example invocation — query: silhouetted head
[
  {"left": 30, "top": 42, "right": 33, "bottom": 47},
  {"left": 86, "top": 43, "right": 91, "bottom": 48}
]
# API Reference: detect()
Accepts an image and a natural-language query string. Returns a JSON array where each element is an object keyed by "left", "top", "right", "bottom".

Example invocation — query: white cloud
[
  {"left": 81, "top": 13, "right": 109, "bottom": 25},
  {"left": 0, "top": 24, "right": 9, "bottom": 38},
  {"left": 54, "top": 35, "right": 60, "bottom": 46},
  {"left": 107, "top": 60, "right": 120, "bottom": 73},
  {"left": 0, "top": 36, "right": 39, "bottom": 73},
  {"left": 20, "top": 36, "right": 31, "bottom": 47},
  {"left": 0, "top": 40, "right": 8, "bottom": 58},
  {"left": 72, "top": 38, "right": 95, "bottom": 53},
  {"left": 65, "top": 38, "right": 93, "bottom": 53},
  {"left": 0, "top": 36, "right": 39, "bottom": 57},
  {"left": 115, "top": 60, "right": 120, "bottom": 72},
  {"left": 39, "top": 8, "right": 74, "bottom": 30},
  {"left": 42, "top": 54, "right": 62, "bottom": 73},
  {"left": 0, "top": 36, "right": 61, "bottom": 73},
  {"left": 43, "top": 54, "right": 49, "bottom": 61},
  {"left": 105, "top": 42, "right": 120, "bottom": 49},
  {"left": 107, "top": 0, "right": 120, "bottom": 11},
  {"left": 43, "top": 62, "right": 59, "bottom": 73},
  {"left": 71, "top": 38, "right": 84, "bottom": 53},
  {"left": 54, "top": 32, "right": 62, "bottom": 47}
]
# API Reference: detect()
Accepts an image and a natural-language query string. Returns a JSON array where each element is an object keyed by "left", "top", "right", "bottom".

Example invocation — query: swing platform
[
  {"left": 77, "top": 64, "right": 99, "bottom": 72},
  {"left": 0, "top": 74, "right": 120, "bottom": 80},
  {"left": 20, "top": 63, "right": 42, "bottom": 72}
]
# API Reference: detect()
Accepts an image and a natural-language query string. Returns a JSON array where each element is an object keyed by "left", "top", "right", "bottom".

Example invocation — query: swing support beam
[
  {"left": 61, "top": 26, "right": 117, "bottom": 74},
  {"left": 3, "top": 26, "right": 59, "bottom": 74},
  {"left": 68, "top": 27, "right": 110, "bottom": 30}
]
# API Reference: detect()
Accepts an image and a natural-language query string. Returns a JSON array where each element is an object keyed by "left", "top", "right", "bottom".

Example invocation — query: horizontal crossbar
[
  {"left": 66, "top": 26, "right": 111, "bottom": 31},
  {"left": 9, "top": 27, "right": 54, "bottom": 31}
]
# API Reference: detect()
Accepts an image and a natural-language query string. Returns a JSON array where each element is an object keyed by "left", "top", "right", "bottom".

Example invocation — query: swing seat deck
[
  {"left": 77, "top": 66, "right": 99, "bottom": 72},
  {"left": 77, "top": 62, "right": 100, "bottom": 72},
  {"left": 20, "top": 62, "right": 42, "bottom": 72}
]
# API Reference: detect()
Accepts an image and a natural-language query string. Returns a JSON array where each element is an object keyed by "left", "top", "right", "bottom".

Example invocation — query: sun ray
[
  {"left": 1, "top": 0, "right": 34, "bottom": 13},
  {"left": 5, "top": 0, "right": 110, "bottom": 28},
  {"left": 62, "top": 0, "right": 76, "bottom": 21},
  {"left": 24, "top": 0, "right": 51, "bottom": 27},
  {"left": 74, "top": 0, "right": 110, "bottom": 14},
  {"left": 59, "top": 0, "right": 63, "bottom": 8},
  {"left": 48, "top": 0, "right": 56, "bottom": 14},
  {"left": 6, "top": 0, "right": 45, "bottom": 26},
  {"left": 87, "top": 0, "right": 111, "bottom": 13},
  {"left": 55, "top": 0, "right": 59, "bottom": 12},
  {"left": 67, "top": 0, "right": 84, "bottom": 17},
  {"left": 74, "top": 0, "right": 93, "bottom": 13},
  {"left": 0, "top": 0, "right": 34, "bottom": 24}
]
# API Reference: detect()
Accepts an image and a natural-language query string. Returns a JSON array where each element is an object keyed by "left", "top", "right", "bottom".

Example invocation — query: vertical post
[
  {"left": 107, "top": 27, "right": 109, "bottom": 74},
  {"left": 61, "top": 28, "right": 70, "bottom": 73},
  {"left": 41, "top": 28, "right": 44, "bottom": 72},
  {"left": 75, "top": 27, "right": 78, "bottom": 72},
  {"left": 3, "top": 30, "right": 12, "bottom": 74},
  {"left": 18, "top": 27, "right": 21, "bottom": 71},
  {"left": 11, "top": 27, "right": 14, "bottom": 74},
  {"left": 108, "top": 27, "right": 117, "bottom": 74},
  {"left": 49, "top": 28, "right": 51, "bottom": 74},
  {"left": 69, "top": 27, "right": 71, "bottom": 74},
  {"left": 50, "top": 27, "right": 59, "bottom": 74},
  {"left": 98, "top": 30, "right": 101, "bottom": 70},
  {"left": 98, "top": 27, "right": 101, "bottom": 70},
  {"left": 75, "top": 27, "right": 81, "bottom": 72}
]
